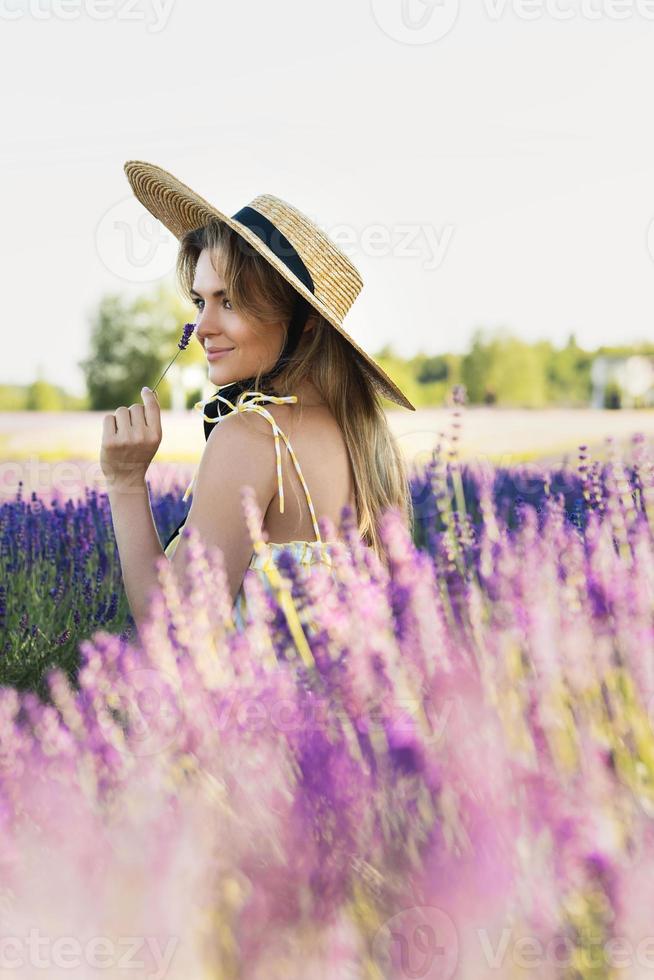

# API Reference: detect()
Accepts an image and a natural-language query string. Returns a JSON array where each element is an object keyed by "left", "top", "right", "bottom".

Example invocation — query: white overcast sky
[{"left": 3, "top": 0, "right": 654, "bottom": 395}]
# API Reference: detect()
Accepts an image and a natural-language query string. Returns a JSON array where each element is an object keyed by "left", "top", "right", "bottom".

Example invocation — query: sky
[{"left": 3, "top": 0, "right": 654, "bottom": 396}]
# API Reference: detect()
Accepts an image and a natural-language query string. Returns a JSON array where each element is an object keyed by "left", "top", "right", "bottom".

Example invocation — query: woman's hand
[{"left": 101, "top": 387, "right": 162, "bottom": 492}]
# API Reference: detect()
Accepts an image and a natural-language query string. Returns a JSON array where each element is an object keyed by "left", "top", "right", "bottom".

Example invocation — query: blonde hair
[{"left": 176, "top": 219, "right": 414, "bottom": 562}]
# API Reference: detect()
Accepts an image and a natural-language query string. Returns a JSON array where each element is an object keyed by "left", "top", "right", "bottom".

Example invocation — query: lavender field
[
  {"left": 3, "top": 406, "right": 654, "bottom": 977},
  {"left": 3, "top": 406, "right": 654, "bottom": 499}
]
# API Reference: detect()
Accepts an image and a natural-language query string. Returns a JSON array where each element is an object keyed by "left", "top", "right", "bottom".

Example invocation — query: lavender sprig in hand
[{"left": 150, "top": 323, "right": 196, "bottom": 395}]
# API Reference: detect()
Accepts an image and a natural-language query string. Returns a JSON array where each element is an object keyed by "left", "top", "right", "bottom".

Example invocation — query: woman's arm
[
  {"left": 168, "top": 411, "right": 278, "bottom": 604},
  {"left": 101, "top": 387, "right": 165, "bottom": 634},
  {"left": 102, "top": 388, "right": 279, "bottom": 629},
  {"left": 107, "top": 479, "right": 165, "bottom": 633}
]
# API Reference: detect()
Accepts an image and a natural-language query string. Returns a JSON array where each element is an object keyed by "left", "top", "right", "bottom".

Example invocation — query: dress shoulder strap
[{"left": 182, "top": 386, "right": 323, "bottom": 544}]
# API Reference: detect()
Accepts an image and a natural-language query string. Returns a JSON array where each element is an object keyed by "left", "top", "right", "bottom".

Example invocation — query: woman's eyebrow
[{"left": 190, "top": 287, "right": 227, "bottom": 298}]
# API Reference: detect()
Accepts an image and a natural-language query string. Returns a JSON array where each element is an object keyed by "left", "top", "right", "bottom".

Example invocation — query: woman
[{"left": 101, "top": 161, "right": 416, "bottom": 636}]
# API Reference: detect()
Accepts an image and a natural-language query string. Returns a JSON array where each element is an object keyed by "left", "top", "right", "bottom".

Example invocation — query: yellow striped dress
[{"left": 163, "top": 387, "right": 340, "bottom": 662}]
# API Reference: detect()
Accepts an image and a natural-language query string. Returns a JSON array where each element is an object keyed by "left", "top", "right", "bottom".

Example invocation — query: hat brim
[{"left": 124, "top": 160, "right": 416, "bottom": 411}]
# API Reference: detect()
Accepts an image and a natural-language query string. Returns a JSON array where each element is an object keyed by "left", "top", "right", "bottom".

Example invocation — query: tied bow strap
[{"left": 182, "top": 387, "right": 299, "bottom": 515}]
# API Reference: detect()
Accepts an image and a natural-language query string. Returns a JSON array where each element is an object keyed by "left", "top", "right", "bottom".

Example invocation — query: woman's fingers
[
  {"left": 127, "top": 403, "right": 147, "bottom": 427},
  {"left": 111, "top": 404, "right": 146, "bottom": 433},
  {"left": 100, "top": 391, "right": 162, "bottom": 486},
  {"left": 113, "top": 405, "right": 131, "bottom": 430},
  {"left": 140, "top": 387, "right": 160, "bottom": 430},
  {"left": 102, "top": 414, "right": 117, "bottom": 437},
  {"left": 103, "top": 392, "right": 161, "bottom": 444}
]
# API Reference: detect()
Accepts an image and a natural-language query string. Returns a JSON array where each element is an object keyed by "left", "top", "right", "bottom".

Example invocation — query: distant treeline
[
  {"left": 375, "top": 330, "right": 654, "bottom": 409},
  {"left": 0, "top": 380, "right": 88, "bottom": 412},
  {"left": 4, "top": 318, "right": 654, "bottom": 411}
]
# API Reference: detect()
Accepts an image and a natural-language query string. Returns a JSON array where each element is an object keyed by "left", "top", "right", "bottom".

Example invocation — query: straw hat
[{"left": 123, "top": 160, "right": 416, "bottom": 411}]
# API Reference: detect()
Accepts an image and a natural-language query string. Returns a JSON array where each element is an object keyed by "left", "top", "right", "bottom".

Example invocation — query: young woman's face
[{"left": 191, "top": 248, "right": 286, "bottom": 384}]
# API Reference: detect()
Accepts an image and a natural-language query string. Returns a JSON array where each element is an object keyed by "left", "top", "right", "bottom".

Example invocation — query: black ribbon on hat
[{"left": 162, "top": 208, "right": 315, "bottom": 554}]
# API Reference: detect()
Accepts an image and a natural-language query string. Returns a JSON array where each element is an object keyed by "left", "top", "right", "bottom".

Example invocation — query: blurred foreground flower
[{"left": 5, "top": 436, "right": 654, "bottom": 975}]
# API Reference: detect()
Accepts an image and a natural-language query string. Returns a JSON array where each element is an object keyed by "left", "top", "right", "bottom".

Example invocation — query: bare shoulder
[
  {"left": 212, "top": 401, "right": 337, "bottom": 443},
  {"left": 197, "top": 408, "right": 279, "bottom": 500},
  {"left": 205, "top": 403, "right": 290, "bottom": 446}
]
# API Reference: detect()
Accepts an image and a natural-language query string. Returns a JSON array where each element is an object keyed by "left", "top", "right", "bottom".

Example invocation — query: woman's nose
[{"left": 195, "top": 312, "right": 215, "bottom": 338}]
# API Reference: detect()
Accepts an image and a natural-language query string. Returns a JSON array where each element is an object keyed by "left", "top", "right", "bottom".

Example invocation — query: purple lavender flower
[
  {"left": 9, "top": 426, "right": 654, "bottom": 974},
  {"left": 151, "top": 322, "right": 196, "bottom": 394},
  {"left": 177, "top": 322, "right": 195, "bottom": 351}
]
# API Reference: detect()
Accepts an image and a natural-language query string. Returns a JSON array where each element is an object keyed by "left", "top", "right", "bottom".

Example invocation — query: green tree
[
  {"left": 61, "top": 390, "right": 90, "bottom": 410},
  {"left": 0, "top": 383, "right": 88, "bottom": 410},
  {"left": 461, "top": 328, "right": 549, "bottom": 407},
  {"left": 25, "top": 379, "right": 65, "bottom": 411},
  {"left": 0, "top": 386, "right": 28, "bottom": 410},
  {"left": 545, "top": 333, "right": 592, "bottom": 406},
  {"left": 373, "top": 348, "right": 424, "bottom": 409},
  {"left": 460, "top": 329, "right": 490, "bottom": 403},
  {"left": 79, "top": 280, "right": 197, "bottom": 410},
  {"left": 416, "top": 354, "right": 450, "bottom": 384}
]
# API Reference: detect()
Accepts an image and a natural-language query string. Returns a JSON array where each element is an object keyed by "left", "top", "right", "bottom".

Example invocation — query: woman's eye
[{"left": 192, "top": 297, "right": 232, "bottom": 310}]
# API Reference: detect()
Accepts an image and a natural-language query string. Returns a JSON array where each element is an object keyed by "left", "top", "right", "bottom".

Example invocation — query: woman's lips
[{"left": 206, "top": 348, "right": 234, "bottom": 361}]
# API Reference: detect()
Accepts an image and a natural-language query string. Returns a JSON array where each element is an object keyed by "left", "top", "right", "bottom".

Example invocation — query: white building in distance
[{"left": 590, "top": 355, "right": 654, "bottom": 409}]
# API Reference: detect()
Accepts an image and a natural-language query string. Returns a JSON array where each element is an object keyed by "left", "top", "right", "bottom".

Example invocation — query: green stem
[{"left": 151, "top": 350, "right": 181, "bottom": 394}]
